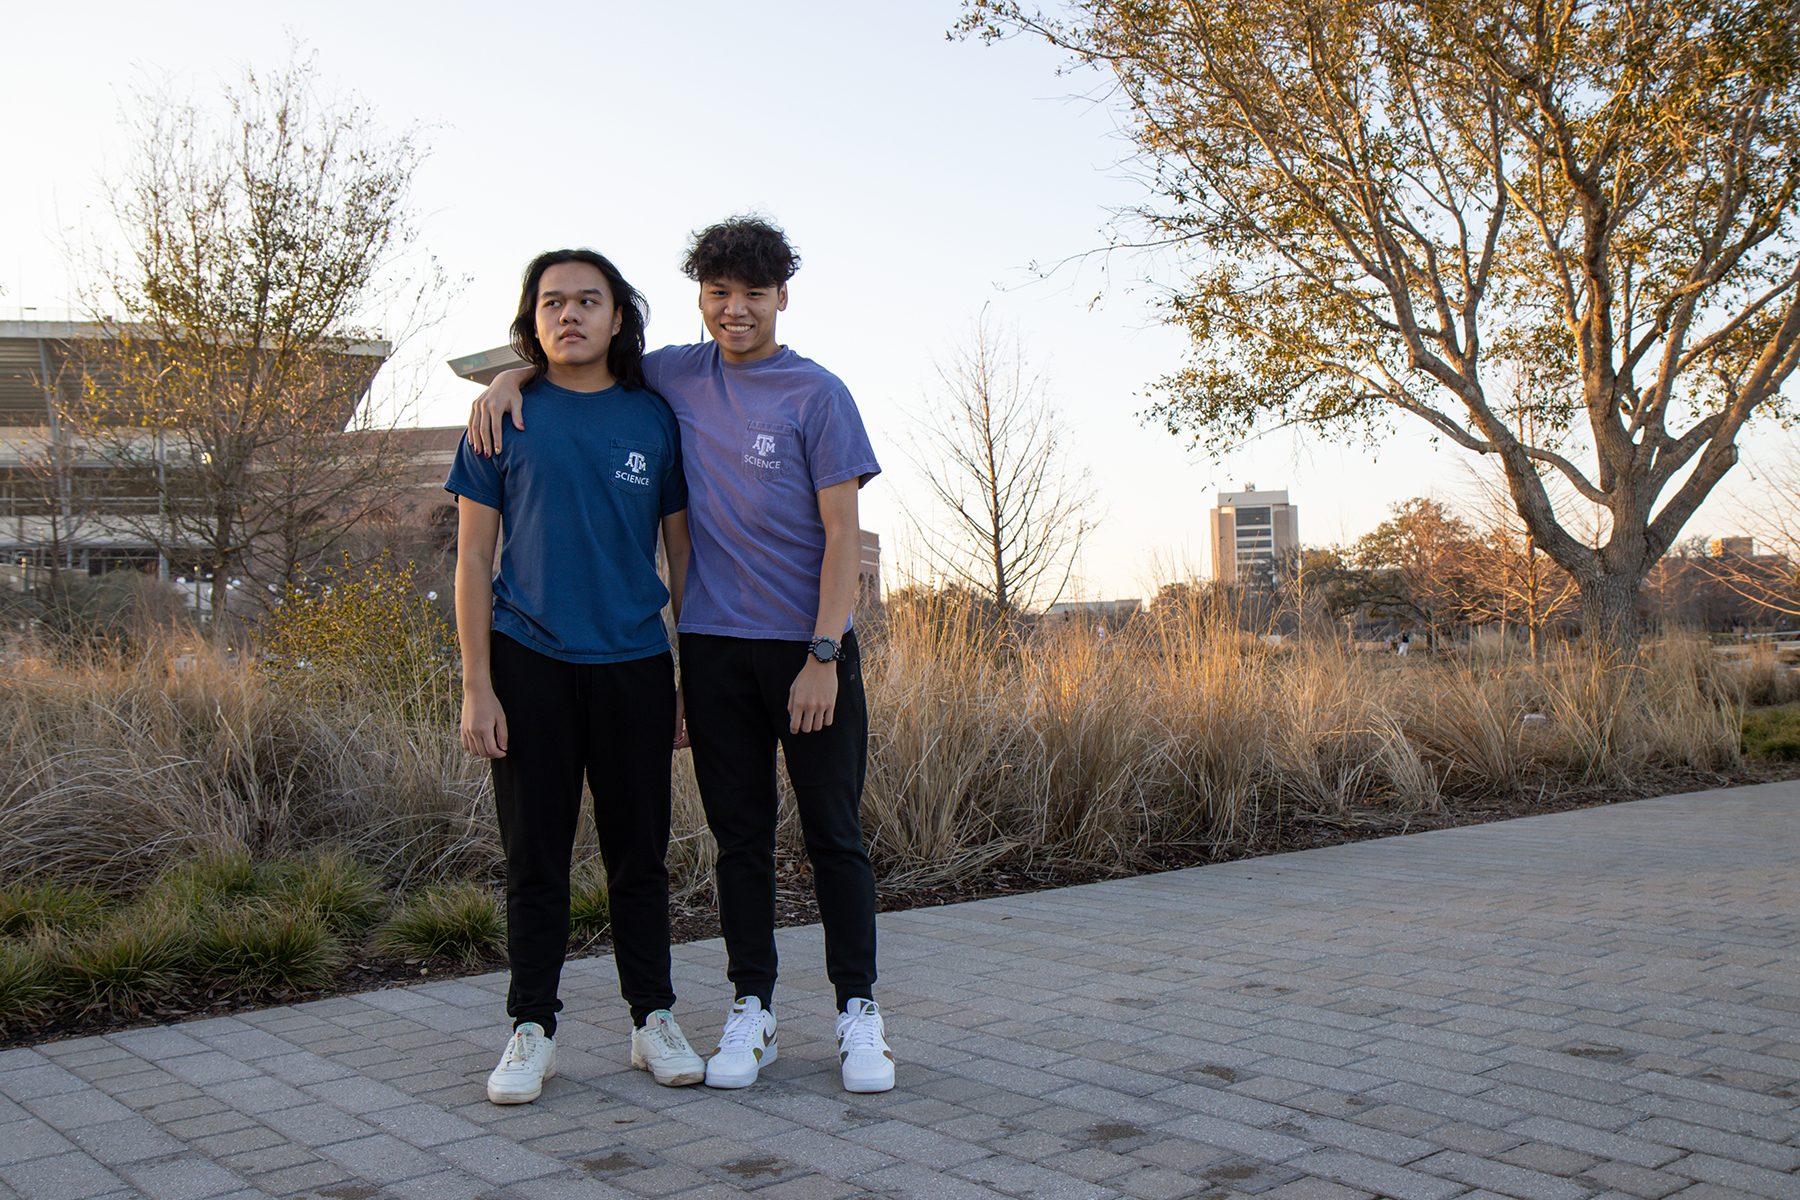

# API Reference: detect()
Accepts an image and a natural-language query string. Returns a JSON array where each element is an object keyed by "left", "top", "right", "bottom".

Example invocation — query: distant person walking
[{"left": 448, "top": 249, "right": 705, "bottom": 1105}]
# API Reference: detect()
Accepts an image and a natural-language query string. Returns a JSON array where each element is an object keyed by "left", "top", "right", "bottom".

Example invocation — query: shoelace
[
  {"left": 717, "top": 1005, "right": 765, "bottom": 1050},
  {"left": 644, "top": 1018, "right": 691, "bottom": 1055},
  {"left": 839, "top": 1003, "right": 884, "bottom": 1053},
  {"left": 501, "top": 1029, "right": 544, "bottom": 1068}
]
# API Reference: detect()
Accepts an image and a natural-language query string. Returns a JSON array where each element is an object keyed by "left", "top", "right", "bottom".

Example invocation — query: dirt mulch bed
[{"left": 9, "top": 761, "right": 1798, "bottom": 1050}]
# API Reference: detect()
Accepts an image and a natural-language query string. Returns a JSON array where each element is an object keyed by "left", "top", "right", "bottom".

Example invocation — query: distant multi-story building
[
  {"left": 858, "top": 530, "right": 883, "bottom": 608},
  {"left": 1711, "top": 536, "right": 1756, "bottom": 558},
  {"left": 0, "top": 318, "right": 388, "bottom": 589},
  {"left": 1210, "top": 485, "right": 1299, "bottom": 586}
]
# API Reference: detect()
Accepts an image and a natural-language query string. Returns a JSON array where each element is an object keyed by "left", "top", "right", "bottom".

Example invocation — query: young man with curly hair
[{"left": 468, "top": 217, "right": 894, "bottom": 1094}]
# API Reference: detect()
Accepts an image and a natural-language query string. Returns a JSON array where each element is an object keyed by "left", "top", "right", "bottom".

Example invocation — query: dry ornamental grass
[{"left": 1, "top": 580, "right": 1796, "bottom": 1039}]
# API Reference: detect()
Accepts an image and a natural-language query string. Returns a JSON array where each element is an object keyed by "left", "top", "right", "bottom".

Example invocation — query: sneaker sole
[
  {"left": 842, "top": 1071, "right": 895, "bottom": 1094},
  {"left": 487, "top": 1065, "right": 554, "bottom": 1104},
  {"left": 633, "top": 1056, "right": 704, "bottom": 1087},
  {"left": 704, "top": 1042, "right": 777, "bottom": 1089}
]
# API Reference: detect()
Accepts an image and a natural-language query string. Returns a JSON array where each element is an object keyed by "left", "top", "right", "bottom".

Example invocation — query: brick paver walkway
[{"left": 2, "top": 782, "right": 1795, "bottom": 1200}]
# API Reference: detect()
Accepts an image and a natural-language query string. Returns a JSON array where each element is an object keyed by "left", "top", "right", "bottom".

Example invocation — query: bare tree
[
  {"left": 1701, "top": 475, "right": 1800, "bottom": 621},
  {"left": 66, "top": 47, "right": 444, "bottom": 631},
  {"left": 1457, "top": 369, "right": 1581, "bottom": 660},
  {"left": 6, "top": 431, "right": 95, "bottom": 592},
  {"left": 1462, "top": 516, "right": 1580, "bottom": 661},
  {"left": 1276, "top": 544, "right": 1369, "bottom": 637},
  {"left": 902, "top": 315, "right": 1098, "bottom": 614},
  {"left": 961, "top": 0, "right": 1800, "bottom": 648}
]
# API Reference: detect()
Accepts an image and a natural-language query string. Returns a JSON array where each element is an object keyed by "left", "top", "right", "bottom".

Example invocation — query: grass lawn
[{"left": 1743, "top": 701, "right": 1800, "bottom": 762}]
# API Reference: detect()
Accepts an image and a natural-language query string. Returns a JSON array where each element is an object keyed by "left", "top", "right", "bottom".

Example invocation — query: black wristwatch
[{"left": 807, "top": 636, "right": 843, "bottom": 663}]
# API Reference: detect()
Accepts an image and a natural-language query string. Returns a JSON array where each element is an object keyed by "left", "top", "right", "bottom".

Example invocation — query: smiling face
[
  {"left": 699, "top": 276, "right": 787, "bottom": 364},
  {"left": 535, "top": 261, "right": 623, "bottom": 387}
]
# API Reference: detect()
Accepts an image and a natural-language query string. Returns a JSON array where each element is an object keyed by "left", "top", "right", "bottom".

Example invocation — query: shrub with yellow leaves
[{"left": 260, "top": 553, "right": 456, "bottom": 718}]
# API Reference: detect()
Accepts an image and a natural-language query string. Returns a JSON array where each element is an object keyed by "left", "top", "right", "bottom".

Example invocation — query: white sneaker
[
  {"left": 836, "top": 999, "right": 895, "bottom": 1093},
  {"left": 704, "top": 997, "right": 777, "bottom": 1088},
  {"left": 631, "top": 1010, "right": 704, "bottom": 1086},
  {"left": 487, "top": 1022, "right": 555, "bottom": 1104}
]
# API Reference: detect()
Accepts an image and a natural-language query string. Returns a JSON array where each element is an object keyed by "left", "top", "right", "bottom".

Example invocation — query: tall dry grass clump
[
  {"left": 860, "top": 604, "right": 1026, "bottom": 883},
  {"left": 854, "top": 589, "right": 1751, "bottom": 883},
  {"left": 0, "top": 572, "right": 1765, "bottom": 910},
  {"left": 0, "top": 563, "right": 494, "bottom": 895},
  {"left": 862, "top": 590, "right": 1439, "bottom": 883}
]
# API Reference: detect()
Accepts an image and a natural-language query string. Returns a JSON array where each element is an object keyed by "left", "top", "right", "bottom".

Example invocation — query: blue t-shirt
[
  {"left": 445, "top": 378, "right": 687, "bottom": 663},
  {"left": 645, "top": 343, "right": 880, "bottom": 641}
]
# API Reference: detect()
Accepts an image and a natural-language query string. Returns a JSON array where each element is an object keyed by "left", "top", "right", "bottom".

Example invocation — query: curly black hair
[
  {"left": 681, "top": 216, "right": 801, "bottom": 288},
  {"left": 509, "top": 249, "right": 649, "bottom": 390}
]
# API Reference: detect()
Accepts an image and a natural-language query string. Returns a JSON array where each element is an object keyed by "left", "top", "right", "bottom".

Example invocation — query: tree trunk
[
  {"left": 1525, "top": 538, "right": 1543, "bottom": 665},
  {"left": 1578, "top": 570, "right": 1644, "bottom": 653}
]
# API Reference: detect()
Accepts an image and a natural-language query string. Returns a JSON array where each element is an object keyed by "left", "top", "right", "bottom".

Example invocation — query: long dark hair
[{"left": 509, "top": 249, "right": 649, "bottom": 390}]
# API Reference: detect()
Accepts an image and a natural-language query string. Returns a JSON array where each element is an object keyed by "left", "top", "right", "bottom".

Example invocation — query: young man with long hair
[
  {"left": 448, "top": 249, "right": 705, "bottom": 1104},
  {"left": 467, "top": 218, "right": 894, "bottom": 1094}
]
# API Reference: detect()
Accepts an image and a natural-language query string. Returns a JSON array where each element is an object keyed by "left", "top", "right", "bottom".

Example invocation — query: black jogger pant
[
  {"left": 488, "top": 632, "right": 677, "bottom": 1034},
  {"left": 680, "top": 629, "right": 876, "bottom": 1011}
]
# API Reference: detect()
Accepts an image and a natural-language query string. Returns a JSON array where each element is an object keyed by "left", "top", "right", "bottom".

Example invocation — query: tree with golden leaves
[
  {"left": 1353, "top": 497, "right": 1484, "bottom": 649},
  {"left": 69, "top": 48, "right": 444, "bottom": 629},
  {"left": 961, "top": 0, "right": 1800, "bottom": 648}
]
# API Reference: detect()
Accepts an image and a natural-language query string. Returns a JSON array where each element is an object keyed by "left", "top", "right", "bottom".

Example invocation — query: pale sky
[{"left": 6, "top": 1, "right": 1790, "bottom": 599}]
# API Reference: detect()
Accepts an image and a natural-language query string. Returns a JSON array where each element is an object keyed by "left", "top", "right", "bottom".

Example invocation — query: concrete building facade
[
  {"left": 0, "top": 319, "right": 388, "bottom": 591},
  {"left": 1210, "top": 486, "right": 1299, "bottom": 586}
]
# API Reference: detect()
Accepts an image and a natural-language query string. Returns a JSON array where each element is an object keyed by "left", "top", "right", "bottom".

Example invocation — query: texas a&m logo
[
  {"left": 614, "top": 449, "right": 651, "bottom": 488},
  {"left": 745, "top": 429, "right": 783, "bottom": 472}
]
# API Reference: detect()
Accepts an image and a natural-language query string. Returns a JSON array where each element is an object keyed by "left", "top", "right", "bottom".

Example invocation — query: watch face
[{"left": 812, "top": 638, "right": 838, "bottom": 662}]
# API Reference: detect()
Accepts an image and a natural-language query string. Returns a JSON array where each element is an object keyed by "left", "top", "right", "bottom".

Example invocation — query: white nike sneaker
[
  {"left": 836, "top": 999, "right": 895, "bottom": 1093},
  {"left": 487, "top": 1022, "right": 555, "bottom": 1104},
  {"left": 704, "top": 996, "right": 777, "bottom": 1088},
  {"left": 631, "top": 1010, "right": 705, "bottom": 1086}
]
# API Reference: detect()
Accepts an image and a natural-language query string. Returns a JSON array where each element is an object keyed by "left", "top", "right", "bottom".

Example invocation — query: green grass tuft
[
  {"left": 54, "top": 906, "right": 196, "bottom": 1015},
  {"left": 569, "top": 859, "right": 610, "bottom": 943},
  {"left": 0, "top": 879, "right": 109, "bottom": 938},
  {"left": 1742, "top": 703, "right": 1800, "bottom": 762},
  {"left": 158, "top": 846, "right": 263, "bottom": 907},
  {"left": 0, "top": 939, "right": 52, "bottom": 1026},
  {"left": 193, "top": 901, "right": 345, "bottom": 994},
  {"left": 0, "top": 849, "right": 392, "bottom": 1025},
  {"left": 263, "top": 850, "right": 389, "bottom": 937},
  {"left": 374, "top": 883, "right": 503, "bottom": 966}
]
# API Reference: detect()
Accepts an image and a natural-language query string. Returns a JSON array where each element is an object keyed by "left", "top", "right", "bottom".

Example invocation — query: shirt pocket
[
  {"left": 740, "top": 420, "right": 799, "bottom": 484},
  {"left": 607, "top": 438, "right": 662, "bottom": 498}
]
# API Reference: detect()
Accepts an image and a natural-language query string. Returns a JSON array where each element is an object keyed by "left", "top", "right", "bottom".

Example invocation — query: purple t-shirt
[{"left": 645, "top": 342, "right": 880, "bottom": 641}]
